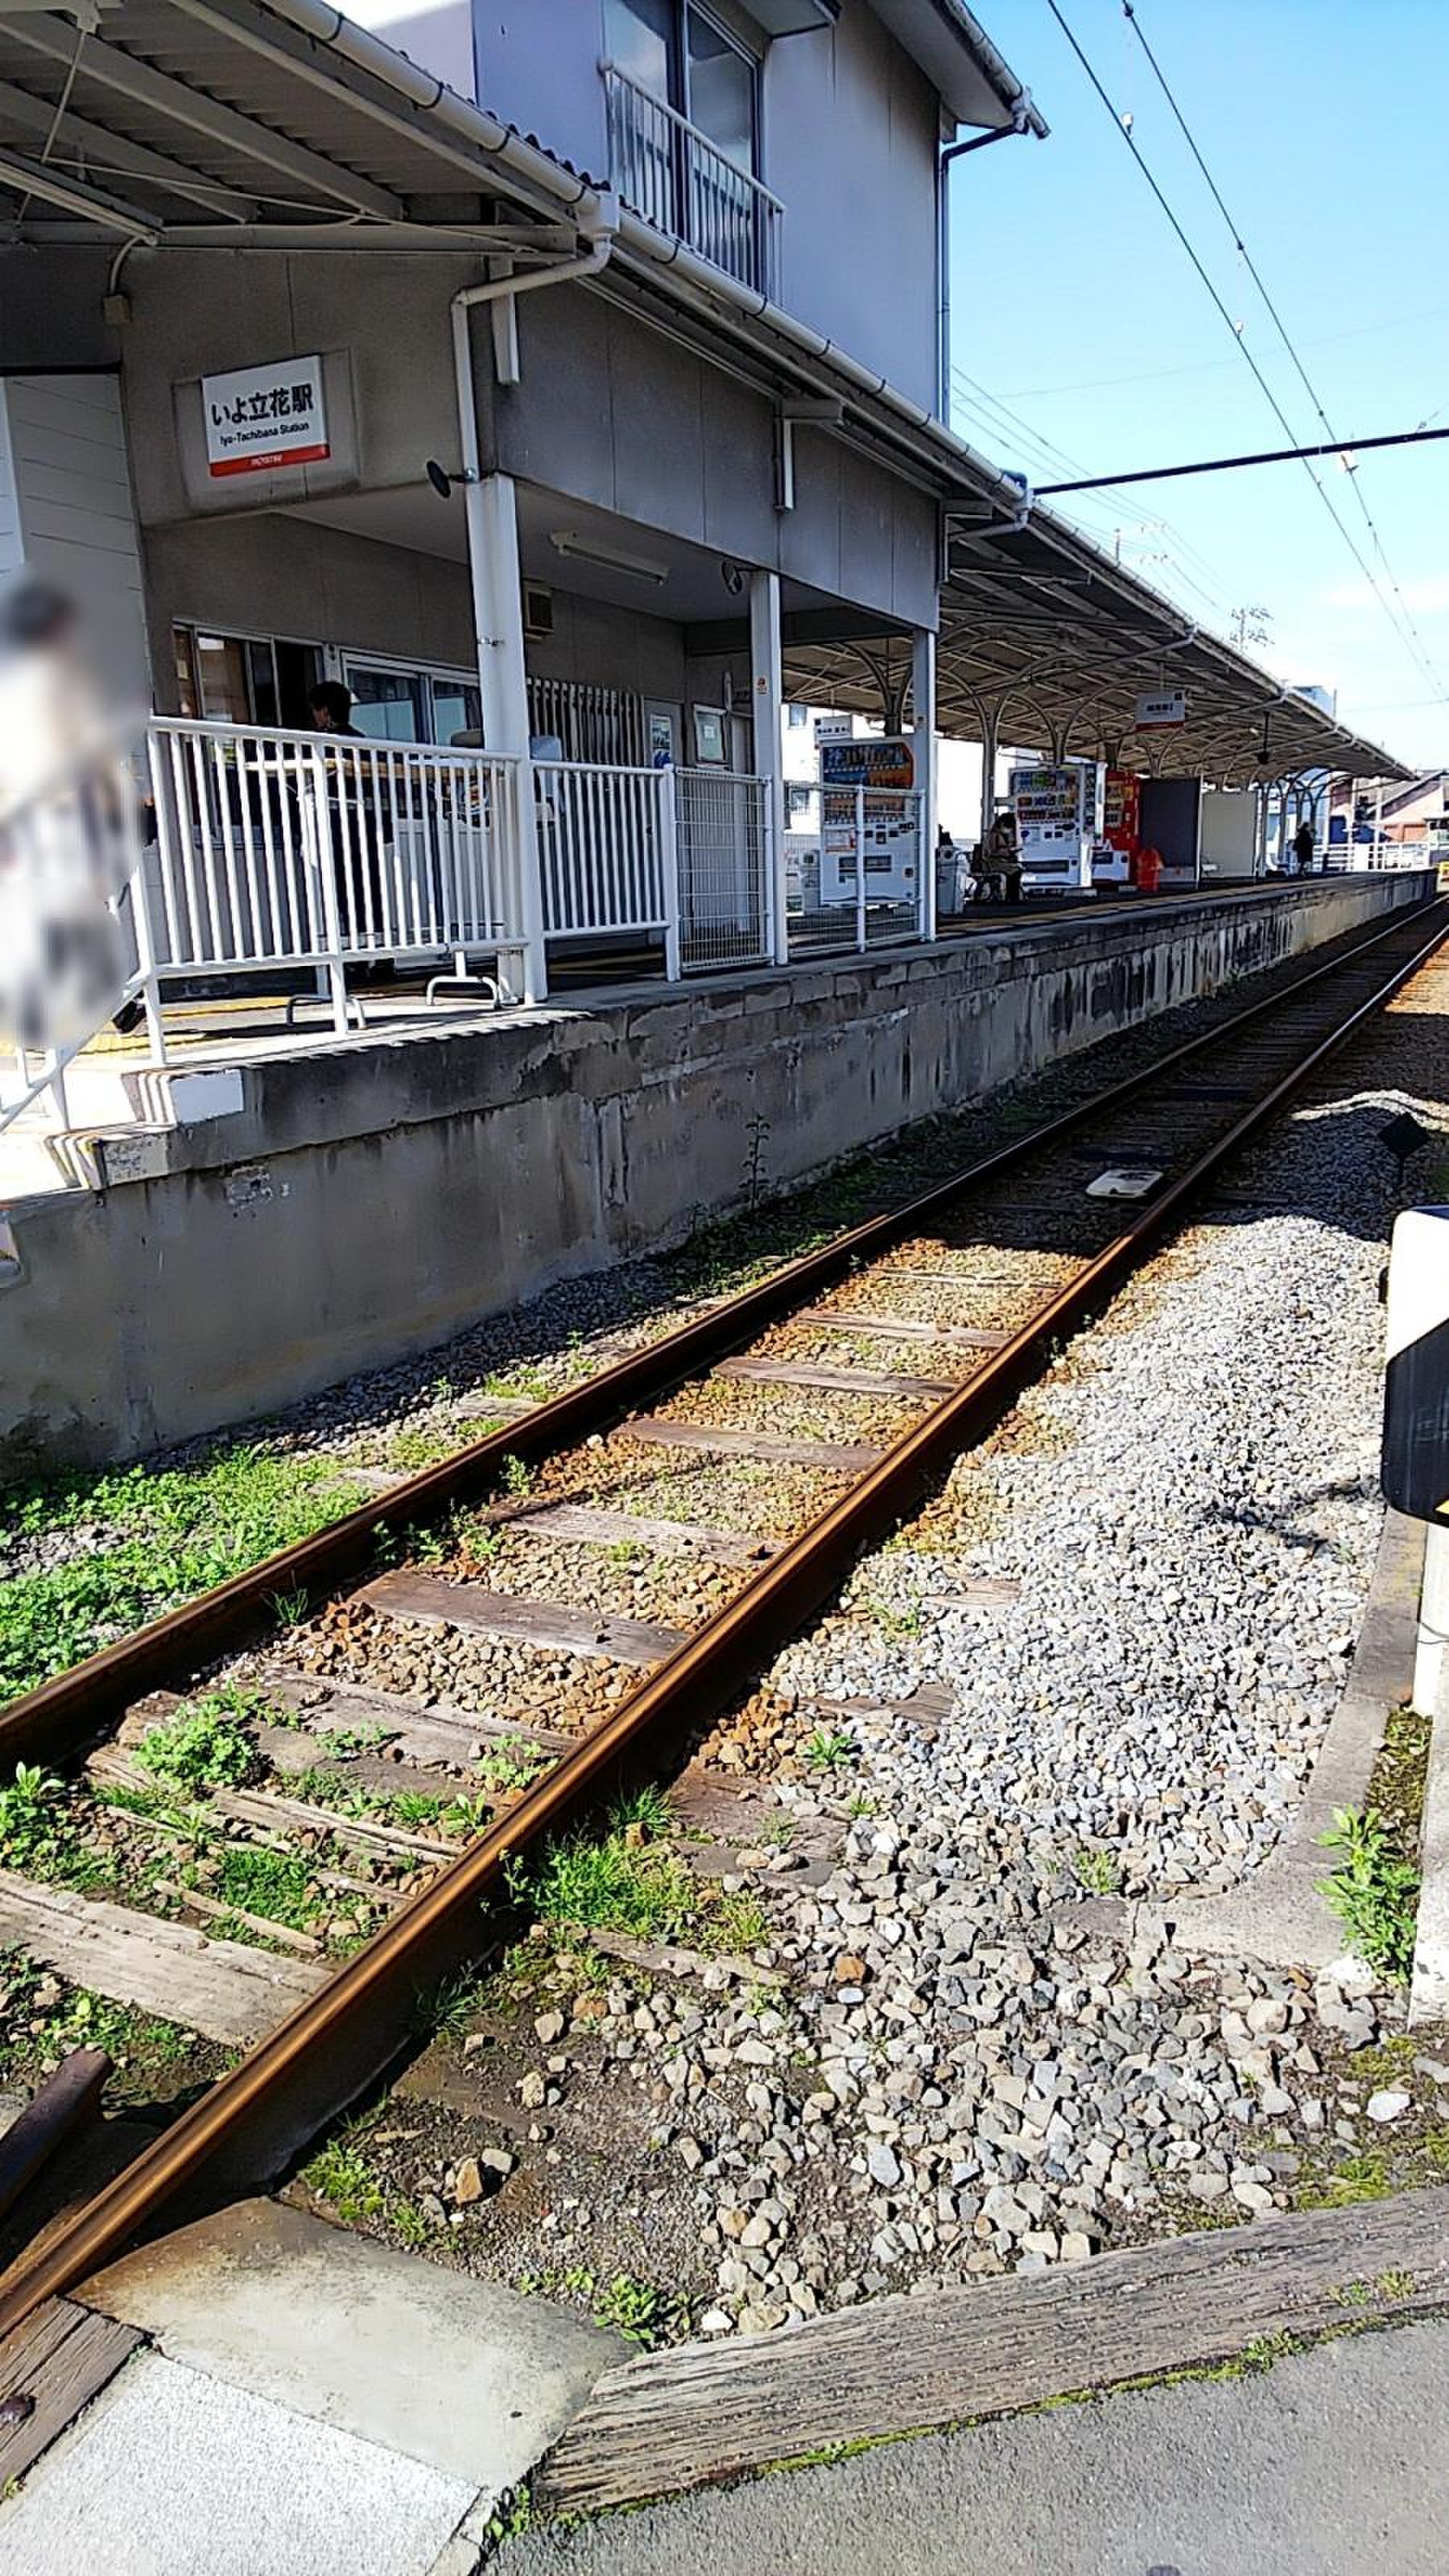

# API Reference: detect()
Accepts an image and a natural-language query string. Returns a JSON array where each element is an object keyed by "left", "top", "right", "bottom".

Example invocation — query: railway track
[{"left": 0, "top": 894, "right": 1444, "bottom": 2339}]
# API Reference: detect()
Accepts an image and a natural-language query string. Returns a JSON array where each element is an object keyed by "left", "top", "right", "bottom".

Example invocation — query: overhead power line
[
  {"left": 947, "top": 362, "right": 1232, "bottom": 612},
  {"left": 1042, "top": 0, "right": 1449, "bottom": 710},
  {"left": 1036, "top": 422, "right": 1449, "bottom": 494},
  {"left": 1120, "top": 0, "right": 1449, "bottom": 703}
]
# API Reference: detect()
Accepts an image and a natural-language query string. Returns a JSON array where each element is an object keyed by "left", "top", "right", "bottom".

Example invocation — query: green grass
[
  {"left": 0, "top": 1765, "right": 118, "bottom": 1895},
  {"left": 300, "top": 2125, "right": 435, "bottom": 2248},
  {"left": 302, "top": 2136, "right": 386, "bottom": 2223},
  {"left": 713, "top": 1892, "right": 770, "bottom": 1952},
  {"left": 1072, "top": 1845, "right": 1123, "bottom": 1896},
  {"left": 135, "top": 1690, "right": 265, "bottom": 1794},
  {"left": 507, "top": 1789, "right": 770, "bottom": 1957},
  {"left": 196, "top": 1843, "right": 325, "bottom": 1936},
  {"left": 386, "top": 1426, "right": 462, "bottom": 1472},
  {"left": 0, "top": 1948, "right": 209, "bottom": 2092},
  {"left": 287, "top": 1767, "right": 487, "bottom": 1839},
  {"left": 589, "top": 2273, "right": 675, "bottom": 2348},
  {"left": 802, "top": 1727, "right": 856, "bottom": 1774},
  {"left": 475, "top": 1740, "right": 550, "bottom": 1796},
  {"left": 514, "top": 1816, "right": 698, "bottom": 1943},
  {"left": 1319, "top": 1806, "right": 1419, "bottom": 1984},
  {"left": 0, "top": 1447, "right": 369, "bottom": 1706}
]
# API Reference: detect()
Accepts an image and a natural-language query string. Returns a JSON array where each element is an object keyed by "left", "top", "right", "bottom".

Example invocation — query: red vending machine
[{"left": 1097, "top": 768, "right": 1140, "bottom": 887}]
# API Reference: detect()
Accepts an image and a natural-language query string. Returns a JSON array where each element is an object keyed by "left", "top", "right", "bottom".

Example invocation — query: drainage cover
[{"left": 1085, "top": 1166, "right": 1165, "bottom": 1199}]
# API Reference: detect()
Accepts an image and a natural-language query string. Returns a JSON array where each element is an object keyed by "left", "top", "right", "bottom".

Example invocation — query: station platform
[
  {"left": 6, "top": 876, "right": 1393, "bottom": 1162},
  {"left": 1, "top": 867, "right": 1435, "bottom": 1472}
]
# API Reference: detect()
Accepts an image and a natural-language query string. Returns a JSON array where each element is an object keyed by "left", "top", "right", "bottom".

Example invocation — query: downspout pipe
[
  {"left": 450, "top": 222, "right": 616, "bottom": 1002},
  {"left": 937, "top": 98, "right": 1040, "bottom": 425}
]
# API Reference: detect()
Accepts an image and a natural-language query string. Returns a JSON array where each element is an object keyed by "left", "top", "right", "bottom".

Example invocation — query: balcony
[{"left": 602, "top": 61, "right": 782, "bottom": 301}]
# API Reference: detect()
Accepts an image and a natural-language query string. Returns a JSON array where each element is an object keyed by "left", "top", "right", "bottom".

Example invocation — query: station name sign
[
  {"left": 203, "top": 356, "right": 328, "bottom": 479},
  {"left": 1135, "top": 688, "right": 1188, "bottom": 729}
]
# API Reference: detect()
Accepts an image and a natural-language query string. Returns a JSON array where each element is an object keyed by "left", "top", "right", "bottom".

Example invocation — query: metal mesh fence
[
  {"left": 786, "top": 786, "right": 923, "bottom": 959},
  {"left": 675, "top": 766, "right": 770, "bottom": 972}
]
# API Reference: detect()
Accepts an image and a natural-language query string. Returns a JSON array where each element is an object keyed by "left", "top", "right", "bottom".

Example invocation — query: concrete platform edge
[{"left": 1410, "top": 1625, "right": 1449, "bottom": 2025}]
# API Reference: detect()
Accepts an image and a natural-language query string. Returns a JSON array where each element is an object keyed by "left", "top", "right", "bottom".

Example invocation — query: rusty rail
[
  {"left": 0, "top": 897, "right": 1442, "bottom": 2335},
  {"left": 4, "top": 893, "right": 1443, "bottom": 1773}
]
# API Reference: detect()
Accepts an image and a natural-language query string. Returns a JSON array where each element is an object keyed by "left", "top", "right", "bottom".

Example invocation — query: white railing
[
  {"left": 603, "top": 61, "right": 782, "bottom": 299},
  {"left": 787, "top": 786, "right": 927, "bottom": 957},
  {"left": 1323, "top": 835, "right": 1447, "bottom": 873},
  {"left": 145, "top": 718, "right": 526, "bottom": 1018},
  {"left": 535, "top": 760, "right": 679, "bottom": 976},
  {"left": 676, "top": 768, "right": 770, "bottom": 972},
  {"left": 535, "top": 760, "right": 773, "bottom": 977}
]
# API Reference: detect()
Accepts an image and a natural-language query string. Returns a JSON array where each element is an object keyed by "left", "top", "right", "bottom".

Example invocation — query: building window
[
  {"left": 786, "top": 782, "right": 813, "bottom": 819},
  {"left": 341, "top": 658, "right": 481, "bottom": 746},
  {"left": 686, "top": 6, "right": 757, "bottom": 177},
  {"left": 605, "top": 1, "right": 759, "bottom": 172},
  {"left": 175, "top": 626, "right": 325, "bottom": 729},
  {"left": 787, "top": 701, "right": 808, "bottom": 728}
]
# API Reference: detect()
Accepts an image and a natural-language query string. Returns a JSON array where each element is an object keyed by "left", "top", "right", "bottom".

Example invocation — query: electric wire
[
  {"left": 947, "top": 363, "right": 1232, "bottom": 615},
  {"left": 1043, "top": 0, "right": 1449, "bottom": 708},
  {"left": 1121, "top": 0, "right": 1449, "bottom": 701}
]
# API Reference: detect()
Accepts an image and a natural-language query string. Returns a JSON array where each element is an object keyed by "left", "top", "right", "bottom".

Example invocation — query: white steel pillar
[
  {"left": 749, "top": 568, "right": 787, "bottom": 966},
  {"left": 911, "top": 625, "right": 938, "bottom": 942},
  {"left": 979, "top": 711, "right": 1001, "bottom": 842},
  {"left": 464, "top": 470, "right": 546, "bottom": 1003}
]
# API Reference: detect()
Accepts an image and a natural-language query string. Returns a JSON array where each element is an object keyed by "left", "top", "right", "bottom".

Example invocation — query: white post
[
  {"left": 911, "top": 625, "right": 938, "bottom": 943},
  {"left": 660, "top": 769, "right": 683, "bottom": 981},
  {"left": 43, "top": 1051, "right": 70, "bottom": 1131},
  {"left": 460, "top": 467, "right": 547, "bottom": 1005},
  {"left": 308, "top": 746, "right": 351, "bottom": 1036},
  {"left": 749, "top": 567, "right": 786, "bottom": 967},
  {"left": 137, "top": 735, "right": 171, "bottom": 1066},
  {"left": 855, "top": 785, "right": 867, "bottom": 952},
  {"left": 1415, "top": 1525, "right": 1449, "bottom": 1718}
]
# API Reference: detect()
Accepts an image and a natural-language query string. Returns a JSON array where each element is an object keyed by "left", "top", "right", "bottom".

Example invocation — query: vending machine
[
  {"left": 1096, "top": 767, "right": 1140, "bottom": 887},
  {"left": 819, "top": 737, "right": 919, "bottom": 907},
  {"left": 1009, "top": 762, "right": 1104, "bottom": 891}
]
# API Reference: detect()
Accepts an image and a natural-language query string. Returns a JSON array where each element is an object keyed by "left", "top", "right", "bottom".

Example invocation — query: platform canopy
[{"left": 779, "top": 504, "right": 1410, "bottom": 786}]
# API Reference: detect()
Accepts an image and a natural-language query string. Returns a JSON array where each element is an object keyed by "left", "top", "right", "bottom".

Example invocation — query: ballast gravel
[{"left": 441, "top": 1049, "right": 1449, "bottom": 2335}]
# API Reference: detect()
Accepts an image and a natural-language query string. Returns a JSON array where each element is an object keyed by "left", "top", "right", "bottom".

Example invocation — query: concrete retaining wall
[{"left": 2, "top": 874, "right": 1436, "bottom": 1470}]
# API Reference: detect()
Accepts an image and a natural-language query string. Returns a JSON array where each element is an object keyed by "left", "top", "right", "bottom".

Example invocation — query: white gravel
[{"left": 526, "top": 1062, "right": 1448, "bottom": 2330}]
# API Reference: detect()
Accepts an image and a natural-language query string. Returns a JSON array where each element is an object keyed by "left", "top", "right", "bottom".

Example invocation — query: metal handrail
[{"left": 601, "top": 59, "right": 782, "bottom": 298}]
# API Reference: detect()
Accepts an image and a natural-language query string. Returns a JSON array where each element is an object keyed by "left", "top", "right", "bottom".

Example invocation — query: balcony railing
[{"left": 602, "top": 60, "right": 782, "bottom": 300}]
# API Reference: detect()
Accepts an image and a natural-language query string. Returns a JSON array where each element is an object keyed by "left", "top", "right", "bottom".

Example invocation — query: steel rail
[
  {"left": 0, "top": 902, "right": 1443, "bottom": 2337},
  {"left": 2, "top": 893, "right": 1443, "bottom": 1773}
]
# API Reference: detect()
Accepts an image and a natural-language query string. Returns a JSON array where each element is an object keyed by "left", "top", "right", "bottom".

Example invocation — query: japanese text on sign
[
  {"left": 1135, "top": 688, "right": 1187, "bottom": 729},
  {"left": 203, "top": 357, "right": 328, "bottom": 479}
]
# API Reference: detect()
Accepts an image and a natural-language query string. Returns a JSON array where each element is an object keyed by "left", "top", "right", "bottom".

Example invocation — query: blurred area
[{"left": 0, "top": 572, "right": 147, "bottom": 1054}]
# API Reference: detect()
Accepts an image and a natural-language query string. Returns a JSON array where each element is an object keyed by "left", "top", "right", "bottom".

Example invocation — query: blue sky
[{"left": 952, "top": 0, "right": 1449, "bottom": 770}]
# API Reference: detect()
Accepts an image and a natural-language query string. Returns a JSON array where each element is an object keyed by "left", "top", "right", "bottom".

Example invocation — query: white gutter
[{"left": 257, "top": 0, "right": 609, "bottom": 229}]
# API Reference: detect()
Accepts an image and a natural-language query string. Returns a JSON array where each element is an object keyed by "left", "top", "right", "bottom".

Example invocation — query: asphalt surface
[{"left": 497, "top": 2317, "right": 1449, "bottom": 2576}]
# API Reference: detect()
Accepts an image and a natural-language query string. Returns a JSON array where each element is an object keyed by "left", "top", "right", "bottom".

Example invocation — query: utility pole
[{"left": 1230, "top": 603, "right": 1274, "bottom": 650}]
